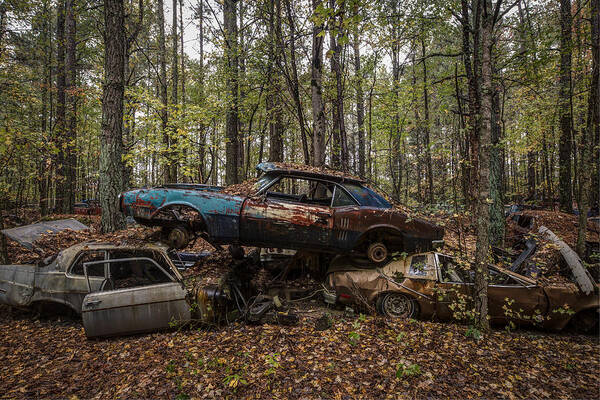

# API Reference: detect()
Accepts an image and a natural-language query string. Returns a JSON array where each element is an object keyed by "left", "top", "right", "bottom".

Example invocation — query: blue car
[{"left": 120, "top": 163, "right": 444, "bottom": 263}]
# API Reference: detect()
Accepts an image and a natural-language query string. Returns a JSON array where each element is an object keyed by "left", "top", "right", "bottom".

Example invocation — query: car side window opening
[
  {"left": 267, "top": 177, "right": 334, "bottom": 206},
  {"left": 106, "top": 258, "right": 173, "bottom": 290},
  {"left": 70, "top": 251, "right": 106, "bottom": 277},
  {"left": 406, "top": 254, "right": 436, "bottom": 279},
  {"left": 438, "top": 258, "right": 473, "bottom": 284},
  {"left": 332, "top": 186, "right": 357, "bottom": 207}
]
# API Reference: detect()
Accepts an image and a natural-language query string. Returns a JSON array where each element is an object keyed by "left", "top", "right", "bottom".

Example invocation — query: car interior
[{"left": 266, "top": 176, "right": 357, "bottom": 208}]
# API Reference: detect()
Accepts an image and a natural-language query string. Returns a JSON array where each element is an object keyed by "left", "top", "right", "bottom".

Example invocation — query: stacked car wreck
[{"left": 1, "top": 163, "right": 598, "bottom": 337}]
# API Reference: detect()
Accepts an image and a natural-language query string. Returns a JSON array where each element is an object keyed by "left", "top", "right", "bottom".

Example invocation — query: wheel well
[
  {"left": 356, "top": 228, "right": 404, "bottom": 250},
  {"left": 567, "top": 308, "right": 599, "bottom": 334},
  {"left": 31, "top": 300, "right": 79, "bottom": 317},
  {"left": 152, "top": 204, "right": 206, "bottom": 231}
]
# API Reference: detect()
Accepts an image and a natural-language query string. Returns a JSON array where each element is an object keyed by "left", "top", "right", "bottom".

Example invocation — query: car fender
[{"left": 353, "top": 224, "right": 405, "bottom": 245}]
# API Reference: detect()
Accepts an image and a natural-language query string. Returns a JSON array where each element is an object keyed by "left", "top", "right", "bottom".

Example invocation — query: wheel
[
  {"left": 166, "top": 226, "right": 191, "bottom": 249},
  {"left": 367, "top": 242, "right": 388, "bottom": 264},
  {"left": 376, "top": 293, "right": 417, "bottom": 319}
]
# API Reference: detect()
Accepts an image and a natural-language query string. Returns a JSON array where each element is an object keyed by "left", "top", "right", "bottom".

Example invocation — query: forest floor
[
  {"left": 0, "top": 304, "right": 598, "bottom": 399},
  {"left": 0, "top": 209, "right": 599, "bottom": 399}
]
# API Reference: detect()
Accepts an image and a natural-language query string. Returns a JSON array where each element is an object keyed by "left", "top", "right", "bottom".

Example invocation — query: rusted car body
[
  {"left": 120, "top": 162, "right": 444, "bottom": 262},
  {"left": 327, "top": 253, "right": 599, "bottom": 332},
  {"left": 0, "top": 243, "right": 190, "bottom": 337},
  {"left": 74, "top": 199, "right": 102, "bottom": 215}
]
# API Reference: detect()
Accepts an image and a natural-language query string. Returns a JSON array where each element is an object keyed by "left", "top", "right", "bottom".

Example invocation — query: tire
[
  {"left": 166, "top": 225, "right": 191, "bottom": 249},
  {"left": 367, "top": 242, "right": 388, "bottom": 264},
  {"left": 376, "top": 293, "right": 418, "bottom": 319}
]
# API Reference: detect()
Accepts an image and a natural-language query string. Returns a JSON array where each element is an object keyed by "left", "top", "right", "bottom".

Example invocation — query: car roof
[{"left": 256, "top": 162, "right": 366, "bottom": 184}]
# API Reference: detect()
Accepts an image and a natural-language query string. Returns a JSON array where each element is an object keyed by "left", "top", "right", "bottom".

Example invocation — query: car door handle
[
  {"left": 316, "top": 212, "right": 332, "bottom": 218},
  {"left": 85, "top": 300, "right": 102, "bottom": 307}
]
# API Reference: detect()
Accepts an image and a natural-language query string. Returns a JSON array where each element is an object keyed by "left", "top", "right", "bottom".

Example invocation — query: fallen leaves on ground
[{"left": 0, "top": 306, "right": 597, "bottom": 399}]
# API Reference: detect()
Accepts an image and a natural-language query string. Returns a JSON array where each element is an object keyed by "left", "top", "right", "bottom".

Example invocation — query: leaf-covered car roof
[{"left": 256, "top": 162, "right": 366, "bottom": 184}]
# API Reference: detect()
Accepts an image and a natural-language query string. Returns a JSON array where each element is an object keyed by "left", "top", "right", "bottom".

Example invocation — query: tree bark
[
  {"left": 421, "top": 38, "right": 434, "bottom": 204},
  {"left": 224, "top": 0, "right": 239, "bottom": 184},
  {"left": 311, "top": 0, "right": 326, "bottom": 167},
  {"left": 353, "top": 15, "right": 365, "bottom": 177},
  {"left": 169, "top": 0, "right": 178, "bottom": 182},
  {"left": 55, "top": 0, "right": 66, "bottom": 212},
  {"left": 157, "top": 0, "right": 170, "bottom": 182},
  {"left": 64, "top": 0, "right": 77, "bottom": 213},
  {"left": 474, "top": 0, "right": 491, "bottom": 332},
  {"left": 267, "top": 0, "right": 283, "bottom": 162},
  {"left": 100, "top": 0, "right": 126, "bottom": 232},
  {"left": 329, "top": 0, "right": 348, "bottom": 170},
  {"left": 559, "top": 0, "right": 573, "bottom": 212},
  {"left": 282, "top": 0, "right": 310, "bottom": 164}
]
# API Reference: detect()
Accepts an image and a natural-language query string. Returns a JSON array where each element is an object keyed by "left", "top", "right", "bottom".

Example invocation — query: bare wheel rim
[
  {"left": 382, "top": 294, "right": 414, "bottom": 319},
  {"left": 368, "top": 243, "right": 388, "bottom": 263}
]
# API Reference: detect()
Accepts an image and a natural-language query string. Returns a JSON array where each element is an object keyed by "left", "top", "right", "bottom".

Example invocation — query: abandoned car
[
  {"left": 0, "top": 242, "right": 192, "bottom": 337},
  {"left": 0, "top": 242, "right": 295, "bottom": 337},
  {"left": 326, "top": 252, "right": 599, "bottom": 332},
  {"left": 120, "top": 162, "right": 444, "bottom": 263}
]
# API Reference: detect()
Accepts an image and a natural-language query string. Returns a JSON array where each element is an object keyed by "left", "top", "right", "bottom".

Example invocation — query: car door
[
  {"left": 486, "top": 268, "right": 548, "bottom": 326},
  {"left": 435, "top": 254, "right": 473, "bottom": 321},
  {"left": 81, "top": 257, "right": 190, "bottom": 338},
  {"left": 241, "top": 176, "right": 334, "bottom": 249}
]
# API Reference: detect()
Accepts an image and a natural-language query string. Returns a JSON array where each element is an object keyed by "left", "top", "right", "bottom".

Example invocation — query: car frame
[
  {"left": 326, "top": 252, "right": 599, "bottom": 332},
  {"left": 120, "top": 162, "right": 444, "bottom": 263}
]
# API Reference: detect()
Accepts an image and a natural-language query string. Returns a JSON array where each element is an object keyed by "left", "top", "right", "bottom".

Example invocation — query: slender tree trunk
[
  {"left": 224, "top": 0, "right": 239, "bottom": 184},
  {"left": 473, "top": 0, "right": 491, "bottom": 332},
  {"left": 421, "top": 38, "right": 434, "bottom": 204},
  {"left": 282, "top": 0, "right": 309, "bottom": 164},
  {"left": 311, "top": 0, "right": 326, "bottom": 167},
  {"left": 55, "top": 0, "right": 66, "bottom": 212},
  {"left": 489, "top": 71, "right": 505, "bottom": 247},
  {"left": 329, "top": 0, "right": 348, "bottom": 170},
  {"left": 157, "top": 0, "right": 170, "bottom": 182},
  {"left": 169, "top": 0, "right": 178, "bottom": 182},
  {"left": 353, "top": 18, "right": 365, "bottom": 177},
  {"left": 559, "top": 0, "right": 573, "bottom": 211},
  {"left": 64, "top": 0, "right": 77, "bottom": 212},
  {"left": 267, "top": 0, "right": 283, "bottom": 162},
  {"left": 39, "top": 2, "right": 51, "bottom": 216},
  {"left": 100, "top": 0, "right": 126, "bottom": 232},
  {"left": 179, "top": 0, "right": 186, "bottom": 181},
  {"left": 197, "top": 0, "right": 206, "bottom": 182}
]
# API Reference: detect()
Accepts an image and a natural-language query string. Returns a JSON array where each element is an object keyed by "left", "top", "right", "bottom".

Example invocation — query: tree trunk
[
  {"left": 157, "top": 0, "right": 170, "bottom": 182},
  {"left": 267, "top": 0, "right": 283, "bottom": 162},
  {"left": 559, "top": 0, "right": 573, "bottom": 212},
  {"left": 283, "top": 0, "right": 310, "bottom": 164},
  {"left": 100, "top": 0, "right": 126, "bottom": 232},
  {"left": 170, "top": 0, "right": 178, "bottom": 182},
  {"left": 489, "top": 71, "right": 505, "bottom": 247},
  {"left": 55, "top": 0, "right": 66, "bottom": 212},
  {"left": 39, "top": 1, "right": 52, "bottom": 217},
  {"left": 224, "top": 0, "right": 239, "bottom": 184},
  {"left": 329, "top": 0, "right": 348, "bottom": 170},
  {"left": 311, "top": 0, "right": 326, "bottom": 167},
  {"left": 473, "top": 0, "right": 491, "bottom": 332},
  {"left": 421, "top": 38, "right": 434, "bottom": 204},
  {"left": 353, "top": 14, "right": 365, "bottom": 177},
  {"left": 64, "top": 0, "right": 77, "bottom": 213}
]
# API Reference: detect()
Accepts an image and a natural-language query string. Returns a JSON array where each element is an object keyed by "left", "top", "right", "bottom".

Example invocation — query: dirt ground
[{"left": 0, "top": 305, "right": 598, "bottom": 399}]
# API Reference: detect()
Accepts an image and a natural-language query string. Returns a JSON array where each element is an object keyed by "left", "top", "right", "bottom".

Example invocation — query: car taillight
[{"left": 339, "top": 293, "right": 352, "bottom": 299}]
